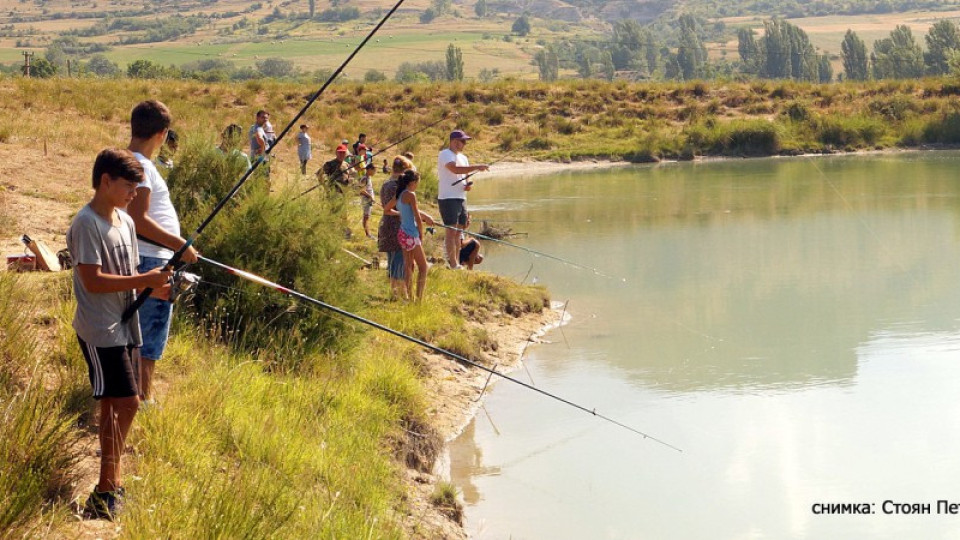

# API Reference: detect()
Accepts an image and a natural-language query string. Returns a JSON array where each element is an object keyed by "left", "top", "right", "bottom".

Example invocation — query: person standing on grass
[
  {"left": 126, "top": 100, "right": 199, "bottom": 406},
  {"left": 218, "top": 124, "right": 252, "bottom": 170},
  {"left": 437, "top": 129, "right": 488, "bottom": 269},
  {"left": 359, "top": 163, "right": 376, "bottom": 238},
  {"left": 318, "top": 143, "right": 352, "bottom": 193},
  {"left": 264, "top": 118, "right": 277, "bottom": 150},
  {"left": 249, "top": 110, "right": 269, "bottom": 161},
  {"left": 69, "top": 148, "right": 172, "bottom": 520},
  {"left": 353, "top": 132, "right": 367, "bottom": 156},
  {"left": 379, "top": 156, "right": 435, "bottom": 299},
  {"left": 394, "top": 169, "right": 428, "bottom": 301},
  {"left": 297, "top": 124, "right": 312, "bottom": 175},
  {"left": 157, "top": 129, "right": 178, "bottom": 169}
]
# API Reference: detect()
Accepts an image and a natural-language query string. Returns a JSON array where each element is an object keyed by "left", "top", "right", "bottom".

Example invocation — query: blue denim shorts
[{"left": 137, "top": 256, "right": 173, "bottom": 361}]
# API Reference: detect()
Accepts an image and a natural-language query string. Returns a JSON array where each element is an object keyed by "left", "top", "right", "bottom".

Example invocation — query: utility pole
[{"left": 22, "top": 51, "right": 33, "bottom": 77}]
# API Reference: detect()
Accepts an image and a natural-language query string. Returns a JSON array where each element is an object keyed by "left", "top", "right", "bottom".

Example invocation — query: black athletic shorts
[
  {"left": 77, "top": 336, "right": 140, "bottom": 400},
  {"left": 438, "top": 198, "right": 467, "bottom": 226}
]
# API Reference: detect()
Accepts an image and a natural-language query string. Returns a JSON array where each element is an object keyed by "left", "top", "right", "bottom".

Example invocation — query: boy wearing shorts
[
  {"left": 68, "top": 149, "right": 172, "bottom": 519},
  {"left": 126, "top": 100, "right": 198, "bottom": 404},
  {"left": 359, "top": 163, "right": 376, "bottom": 238}
]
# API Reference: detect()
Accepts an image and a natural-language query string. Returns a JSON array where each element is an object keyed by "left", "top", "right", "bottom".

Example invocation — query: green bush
[
  {"left": 684, "top": 119, "right": 781, "bottom": 157},
  {"left": 814, "top": 115, "right": 887, "bottom": 149},
  {"left": 168, "top": 144, "right": 364, "bottom": 368},
  {"left": 868, "top": 95, "right": 919, "bottom": 121},
  {"left": 921, "top": 112, "right": 960, "bottom": 144}
]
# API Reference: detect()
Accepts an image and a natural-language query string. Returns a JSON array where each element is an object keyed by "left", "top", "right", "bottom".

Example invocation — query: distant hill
[{"left": 3, "top": 0, "right": 960, "bottom": 80}]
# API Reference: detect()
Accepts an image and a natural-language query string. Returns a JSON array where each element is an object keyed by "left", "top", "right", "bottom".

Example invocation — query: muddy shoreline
[{"left": 404, "top": 302, "right": 565, "bottom": 538}]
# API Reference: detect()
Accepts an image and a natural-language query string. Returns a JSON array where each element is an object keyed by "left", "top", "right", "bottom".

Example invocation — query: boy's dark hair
[
  {"left": 92, "top": 148, "right": 145, "bottom": 188},
  {"left": 300, "top": 124, "right": 308, "bottom": 129},
  {"left": 358, "top": 133, "right": 366, "bottom": 138},
  {"left": 365, "top": 163, "right": 376, "bottom": 171},
  {"left": 256, "top": 110, "right": 267, "bottom": 118},
  {"left": 130, "top": 100, "right": 172, "bottom": 140}
]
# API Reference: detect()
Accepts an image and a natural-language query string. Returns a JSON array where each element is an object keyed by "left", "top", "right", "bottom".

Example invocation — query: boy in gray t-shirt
[{"left": 68, "top": 148, "right": 171, "bottom": 521}]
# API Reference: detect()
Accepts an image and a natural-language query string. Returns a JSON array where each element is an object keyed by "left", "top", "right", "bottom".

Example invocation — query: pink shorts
[{"left": 397, "top": 229, "right": 421, "bottom": 252}]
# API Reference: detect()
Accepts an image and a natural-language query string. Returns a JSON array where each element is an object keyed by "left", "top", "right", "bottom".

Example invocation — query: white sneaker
[{"left": 450, "top": 265, "right": 463, "bottom": 270}]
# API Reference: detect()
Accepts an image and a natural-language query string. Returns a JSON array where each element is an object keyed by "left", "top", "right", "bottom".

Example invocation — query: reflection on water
[{"left": 449, "top": 152, "right": 960, "bottom": 539}]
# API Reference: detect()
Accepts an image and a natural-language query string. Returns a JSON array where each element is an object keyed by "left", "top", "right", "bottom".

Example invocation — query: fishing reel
[{"left": 170, "top": 265, "right": 200, "bottom": 303}]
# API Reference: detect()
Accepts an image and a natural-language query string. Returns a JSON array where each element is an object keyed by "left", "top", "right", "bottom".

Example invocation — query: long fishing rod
[
  {"left": 451, "top": 150, "right": 516, "bottom": 186},
  {"left": 369, "top": 112, "right": 453, "bottom": 159},
  {"left": 293, "top": 113, "right": 452, "bottom": 201},
  {"left": 121, "top": 0, "right": 408, "bottom": 322},
  {"left": 197, "top": 255, "right": 679, "bottom": 452},
  {"left": 433, "top": 223, "right": 626, "bottom": 281}
]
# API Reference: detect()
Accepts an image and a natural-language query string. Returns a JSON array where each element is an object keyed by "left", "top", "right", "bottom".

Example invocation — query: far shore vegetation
[{"left": 6, "top": 75, "right": 960, "bottom": 166}]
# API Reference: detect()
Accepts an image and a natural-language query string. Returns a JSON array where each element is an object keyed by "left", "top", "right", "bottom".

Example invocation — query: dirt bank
[{"left": 403, "top": 303, "right": 563, "bottom": 539}]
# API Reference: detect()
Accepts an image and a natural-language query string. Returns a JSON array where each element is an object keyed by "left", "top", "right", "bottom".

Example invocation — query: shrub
[
  {"left": 868, "top": 95, "right": 918, "bottom": 121},
  {"left": 921, "top": 112, "right": 960, "bottom": 144},
  {"left": 167, "top": 144, "right": 364, "bottom": 366},
  {"left": 814, "top": 115, "right": 887, "bottom": 149},
  {"left": 684, "top": 119, "right": 781, "bottom": 157},
  {"left": 781, "top": 101, "right": 811, "bottom": 122}
]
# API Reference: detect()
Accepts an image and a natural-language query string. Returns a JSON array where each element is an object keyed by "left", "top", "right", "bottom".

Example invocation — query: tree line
[{"left": 533, "top": 16, "right": 960, "bottom": 83}]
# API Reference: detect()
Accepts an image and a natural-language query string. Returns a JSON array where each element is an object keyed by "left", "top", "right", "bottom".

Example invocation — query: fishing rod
[
  {"left": 121, "top": 0, "right": 408, "bottom": 322},
  {"left": 368, "top": 112, "right": 453, "bottom": 159},
  {"left": 293, "top": 113, "right": 453, "bottom": 202},
  {"left": 196, "top": 255, "right": 680, "bottom": 452},
  {"left": 451, "top": 150, "right": 516, "bottom": 186},
  {"left": 432, "top": 223, "right": 626, "bottom": 281}
]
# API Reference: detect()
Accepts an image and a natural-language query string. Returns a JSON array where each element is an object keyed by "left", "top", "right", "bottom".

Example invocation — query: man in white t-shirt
[
  {"left": 250, "top": 110, "right": 270, "bottom": 159},
  {"left": 437, "top": 129, "right": 488, "bottom": 269},
  {"left": 125, "top": 100, "right": 198, "bottom": 404}
]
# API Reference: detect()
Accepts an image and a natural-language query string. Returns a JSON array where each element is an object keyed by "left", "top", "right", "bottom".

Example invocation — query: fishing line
[
  {"left": 807, "top": 155, "right": 924, "bottom": 290},
  {"left": 121, "top": 0, "right": 409, "bottom": 322},
  {"left": 432, "top": 223, "right": 626, "bottom": 281},
  {"left": 196, "top": 255, "right": 681, "bottom": 452},
  {"left": 451, "top": 150, "right": 517, "bottom": 186}
]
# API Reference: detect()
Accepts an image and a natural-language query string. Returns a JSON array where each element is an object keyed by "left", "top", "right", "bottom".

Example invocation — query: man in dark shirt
[{"left": 317, "top": 144, "right": 352, "bottom": 192}]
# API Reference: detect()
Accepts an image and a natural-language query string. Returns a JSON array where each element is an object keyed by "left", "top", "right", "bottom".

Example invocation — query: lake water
[{"left": 449, "top": 152, "right": 960, "bottom": 539}]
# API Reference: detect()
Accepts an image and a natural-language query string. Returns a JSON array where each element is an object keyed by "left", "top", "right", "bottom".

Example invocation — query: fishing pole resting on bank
[
  {"left": 121, "top": 0, "right": 409, "bottom": 322},
  {"left": 196, "top": 255, "right": 681, "bottom": 453}
]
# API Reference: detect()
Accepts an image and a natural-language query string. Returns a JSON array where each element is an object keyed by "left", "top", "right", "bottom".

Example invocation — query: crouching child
[{"left": 67, "top": 148, "right": 172, "bottom": 520}]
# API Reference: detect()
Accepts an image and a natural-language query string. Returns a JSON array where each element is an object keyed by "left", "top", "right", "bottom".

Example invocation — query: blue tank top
[{"left": 398, "top": 191, "right": 419, "bottom": 238}]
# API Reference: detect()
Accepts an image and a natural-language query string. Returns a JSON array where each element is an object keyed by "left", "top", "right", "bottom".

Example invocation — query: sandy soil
[{"left": 0, "top": 142, "right": 90, "bottom": 257}]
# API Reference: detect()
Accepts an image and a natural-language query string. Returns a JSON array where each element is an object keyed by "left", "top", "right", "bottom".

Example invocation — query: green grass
[{"left": 0, "top": 272, "right": 85, "bottom": 537}]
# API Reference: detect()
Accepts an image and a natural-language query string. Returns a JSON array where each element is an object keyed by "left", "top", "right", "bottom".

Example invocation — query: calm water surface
[{"left": 449, "top": 152, "right": 960, "bottom": 539}]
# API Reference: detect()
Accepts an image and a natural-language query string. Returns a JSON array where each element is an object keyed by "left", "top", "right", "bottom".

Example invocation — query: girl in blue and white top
[{"left": 393, "top": 169, "right": 428, "bottom": 301}]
